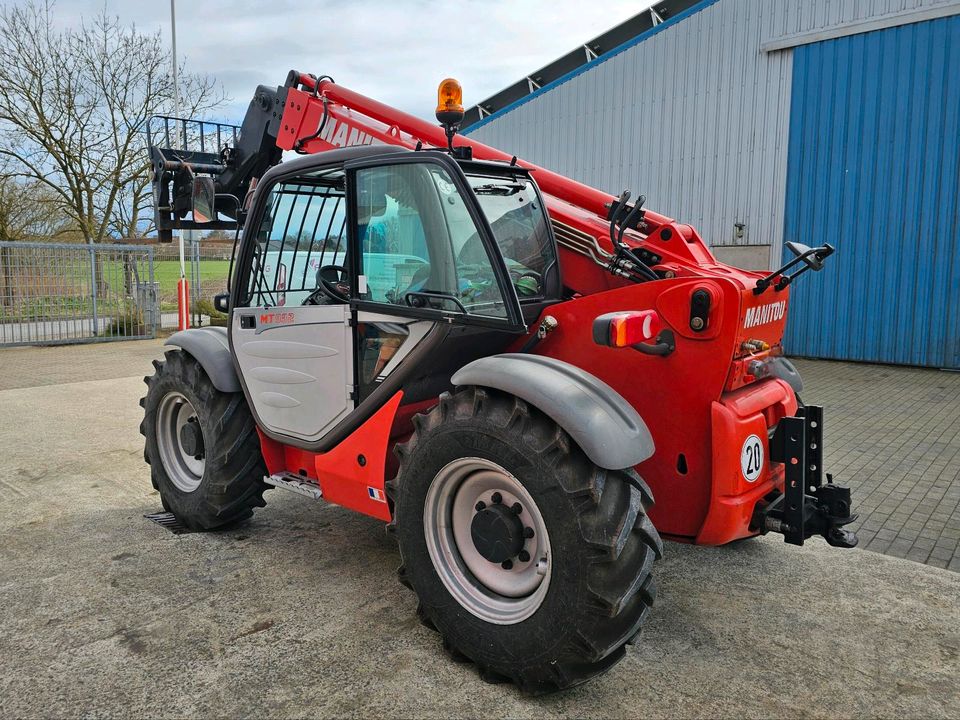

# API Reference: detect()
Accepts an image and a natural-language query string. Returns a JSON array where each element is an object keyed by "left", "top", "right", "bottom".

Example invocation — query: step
[{"left": 264, "top": 473, "right": 323, "bottom": 500}]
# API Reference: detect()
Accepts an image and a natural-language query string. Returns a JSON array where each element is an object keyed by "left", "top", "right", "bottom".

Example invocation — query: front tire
[
  {"left": 140, "top": 350, "right": 267, "bottom": 530},
  {"left": 388, "top": 387, "right": 663, "bottom": 694}
]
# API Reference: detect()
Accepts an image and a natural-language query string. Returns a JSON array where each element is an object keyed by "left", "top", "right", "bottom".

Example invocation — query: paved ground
[
  {"left": 0, "top": 340, "right": 958, "bottom": 717},
  {"left": 0, "top": 338, "right": 168, "bottom": 390},
  {"left": 3, "top": 340, "right": 958, "bottom": 569},
  {"left": 796, "top": 361, "right": 960, "bottom": 570}
]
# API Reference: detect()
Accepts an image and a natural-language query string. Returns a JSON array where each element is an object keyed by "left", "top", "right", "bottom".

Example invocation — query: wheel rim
[
  {"left": 156, "top": 391, "right": 205, "bottom": 493},
  {"left": 424, "top": 457, "right": 551, "bottom": 625}
]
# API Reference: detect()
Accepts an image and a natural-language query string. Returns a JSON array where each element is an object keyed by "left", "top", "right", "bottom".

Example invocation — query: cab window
[
  {"left": 355, "top": 162, "right": 511, "bottom": 319},
  {"left": 465, "top": 175, "right": 555, "bottom": 299},
  {"left": 243, "top": 168, "right": 347, "bottom": 307}
]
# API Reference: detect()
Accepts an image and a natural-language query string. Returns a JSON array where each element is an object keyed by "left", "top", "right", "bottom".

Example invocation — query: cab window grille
[{"left": 246, "top": 169, "right": 347, "bottom": 307}]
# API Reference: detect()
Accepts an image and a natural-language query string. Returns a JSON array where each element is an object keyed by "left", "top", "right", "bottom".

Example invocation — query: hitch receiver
[{"left": 754, "top": 406, "right": 858, "bottom": 548}]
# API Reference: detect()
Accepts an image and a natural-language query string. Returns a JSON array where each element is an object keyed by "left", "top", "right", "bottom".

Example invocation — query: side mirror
[
  {"left": 213, "top": 293, "right": 230, "bottom": 314},
  {"left": 192, "top": 176, "right": 216, "bottom": 223},
  {"left": 785, "top": 241, "right": 825, "bottom": 271}
]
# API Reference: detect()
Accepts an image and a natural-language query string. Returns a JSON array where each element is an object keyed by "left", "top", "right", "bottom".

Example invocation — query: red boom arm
[{"left": 275, "top": 73, "right": 726, "bottom": 296}]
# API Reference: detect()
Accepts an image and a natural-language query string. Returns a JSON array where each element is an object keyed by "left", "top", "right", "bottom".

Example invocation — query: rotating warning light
[
  {"left": 592, "top": 311, "right": 662, "bottom": 348},
  {"left": 436, "top": 78, "right": 465, "bottom": 126}
]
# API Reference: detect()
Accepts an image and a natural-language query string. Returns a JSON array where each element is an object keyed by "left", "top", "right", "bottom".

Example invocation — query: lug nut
[
  {"left": 501, "top": 559, "right": 513, "bottom": 570},
  {"left": 518, "top": 550, "right": 530, "bottom": 562},
  {"left": 523, "top": 527, "right": 535, "bottom": 539},
  {"left": 475, "top": 501, "right": 486, "bottom": 511},
  {"left": 491, "top": 492, "right": 502, "bottom": 504},
  {"left": 511, "top": 502, "right": 523, "bottom": 515}
]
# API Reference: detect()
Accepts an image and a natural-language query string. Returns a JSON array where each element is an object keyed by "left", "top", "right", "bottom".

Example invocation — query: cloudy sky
[{"left": 46, "top": 0, "right": 651, "bottom": 123}]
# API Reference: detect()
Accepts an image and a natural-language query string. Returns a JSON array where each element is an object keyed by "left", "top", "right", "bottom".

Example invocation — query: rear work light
[{"left": 592, "top": 310, "right": 662, "bottom": 348}]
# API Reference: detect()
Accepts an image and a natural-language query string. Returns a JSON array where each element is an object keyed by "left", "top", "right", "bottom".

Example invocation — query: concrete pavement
[{"left": 0, "top": 340, "right": 958, "bottom": 717}]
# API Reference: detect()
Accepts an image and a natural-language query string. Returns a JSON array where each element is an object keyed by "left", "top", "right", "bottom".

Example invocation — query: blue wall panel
[{"left": 783, "top": 14, "right": 960, "bottom": 368}]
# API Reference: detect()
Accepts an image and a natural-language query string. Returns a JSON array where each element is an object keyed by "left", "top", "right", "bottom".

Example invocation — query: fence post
[
  {"left": 89, "top": 244, "right": 99, "bottom": 337},
  {"left": 191, "top": 233, "right": 201, "bottom": 327},
  {"left": 149, "top": 247, "right": 157, "bottom": 337}
]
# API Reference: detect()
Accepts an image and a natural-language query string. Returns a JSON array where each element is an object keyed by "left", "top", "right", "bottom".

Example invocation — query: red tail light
[{"left": 592, "top": 310, "right": 662, "bottom": 348}]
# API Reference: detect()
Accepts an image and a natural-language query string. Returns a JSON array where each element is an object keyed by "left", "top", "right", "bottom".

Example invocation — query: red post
[{"left": 177, "top": 277, "right": 190, "bottom": 330}]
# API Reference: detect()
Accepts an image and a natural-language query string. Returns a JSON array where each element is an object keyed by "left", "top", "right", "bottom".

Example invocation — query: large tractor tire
[
  {"left": 388, "top": 386, "right": 663, "bottom": 694},
  {"left": 140, "top": 350, "right": 268, "bottom": 530}
]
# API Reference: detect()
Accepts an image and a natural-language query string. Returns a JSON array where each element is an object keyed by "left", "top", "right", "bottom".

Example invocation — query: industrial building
[{"left": 464, "top": 0, "right": 960, "bottom": 369}]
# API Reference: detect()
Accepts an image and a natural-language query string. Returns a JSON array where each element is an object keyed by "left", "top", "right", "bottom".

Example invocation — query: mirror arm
[
  {"left": 773, "top": 265, "right": 811, "bottom": 292},
  {"left": 215, "top": 193, "right": 241, "bottom": 211},
  {"left": 215, "top": 192, "right": 244, "bottom": 223},
  {"left": 754, "top": 256, "right": 804, "bottom": 295},
  {"left": 754, "top": 243, "right": 834, "bottom": 295}
]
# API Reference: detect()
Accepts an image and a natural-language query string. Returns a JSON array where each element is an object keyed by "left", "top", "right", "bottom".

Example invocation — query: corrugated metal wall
[
  {"left": 467, "top": 0, "right": 792, "bottom": 253},
  {"left": 769, "top": 0, "right": 957, "bottom": 37},
  {"left": 467, "top": 0, "right": 957, "bottom": 261},
  {"left": 782, "top": 14, "right": 960, "bottom": 368}
]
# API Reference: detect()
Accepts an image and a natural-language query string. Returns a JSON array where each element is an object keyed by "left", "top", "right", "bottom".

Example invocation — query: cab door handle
[{"left": 240, "top": 315, "right": 256, "bottom": 329}]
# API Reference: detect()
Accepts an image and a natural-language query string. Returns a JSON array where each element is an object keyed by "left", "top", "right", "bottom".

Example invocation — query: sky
[{"left": 44, "top": 0, "right": 652, "bottom": 123}]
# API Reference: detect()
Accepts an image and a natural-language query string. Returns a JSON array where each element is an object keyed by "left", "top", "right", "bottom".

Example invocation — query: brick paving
[
  {"left": 0, "top": 340, "right": 957, "bottom": 570},
  {"left": 794, "top": 359, "right": 960, "bottom": 571}
]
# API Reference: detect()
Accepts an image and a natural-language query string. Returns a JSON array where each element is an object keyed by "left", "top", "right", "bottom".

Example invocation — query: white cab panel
[{"left": 232, "top": 304, "right": 353, "bottom": 443}]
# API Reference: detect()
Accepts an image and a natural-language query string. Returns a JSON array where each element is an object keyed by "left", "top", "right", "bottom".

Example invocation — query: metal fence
[
  {"left": 152, "top": 237, "right": 233, "bottom": 329},
  {"left": 0, "top": 241, "right": 157, "bottom": 346}
]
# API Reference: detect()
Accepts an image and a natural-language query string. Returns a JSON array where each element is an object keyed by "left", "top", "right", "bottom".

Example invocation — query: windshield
[{"left": 464, "top": 174, "right": 556, "bottom": 298}]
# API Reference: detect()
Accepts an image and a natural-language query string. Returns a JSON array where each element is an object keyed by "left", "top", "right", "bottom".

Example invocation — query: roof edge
[{"left": 463, "top": 0, "right": 720, "bottom": 135}]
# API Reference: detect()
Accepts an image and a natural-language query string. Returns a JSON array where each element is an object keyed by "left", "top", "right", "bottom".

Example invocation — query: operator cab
[{"left": 227, "top": 144, "right": 562, "bottom": 452}]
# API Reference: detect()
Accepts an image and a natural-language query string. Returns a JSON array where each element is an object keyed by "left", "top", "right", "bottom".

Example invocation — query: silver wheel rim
[
  {"left": 156, "top": 391, "right": 205, "bottom": 493},
  {"left": 424, "top": 457, "right": 551, "bottom": 625}
]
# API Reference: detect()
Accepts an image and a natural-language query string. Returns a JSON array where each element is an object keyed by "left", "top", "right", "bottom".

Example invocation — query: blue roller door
[{"left": 783, "top": 14, "right": 960, "bottom": 368}]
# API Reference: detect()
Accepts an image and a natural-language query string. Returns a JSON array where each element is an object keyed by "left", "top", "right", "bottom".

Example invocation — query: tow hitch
[{"left": 755, "top": 405, "right": 859, "bottom": 548}]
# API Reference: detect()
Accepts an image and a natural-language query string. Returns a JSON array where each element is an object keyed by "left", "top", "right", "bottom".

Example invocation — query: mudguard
[
  {"left": 164, "top": 327, "right": 241, "bottom": 393},
  {"left": 451, "top": 353, "right": 654, "bottom": 470}
]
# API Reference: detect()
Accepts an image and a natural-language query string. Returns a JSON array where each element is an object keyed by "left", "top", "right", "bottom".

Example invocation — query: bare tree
[
  {"left": 0, "top": 174, "right": 71, "bottom": 243},
  {"left": 0, "top": 171, "right": 77, "bottom": 309},
  {"left": 0, "top": 1, "right": 225, "bottom": 244}
]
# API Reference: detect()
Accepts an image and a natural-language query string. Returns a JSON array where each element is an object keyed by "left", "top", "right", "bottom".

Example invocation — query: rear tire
[
  {"left": 140, "top": 350, "right": 267, "bottom": 530},
  {"left": 388, "top": 387, "right": 663, "bottom": 694}
]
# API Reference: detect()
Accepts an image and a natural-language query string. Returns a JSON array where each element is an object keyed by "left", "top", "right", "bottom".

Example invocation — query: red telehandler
[{"left": 143, "top": 72, "right": 856, "bottom": 693}]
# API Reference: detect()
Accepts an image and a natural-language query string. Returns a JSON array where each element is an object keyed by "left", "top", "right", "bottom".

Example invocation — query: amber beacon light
[{"left": 435, "top": 78, "right": 465, "bottom": 126}]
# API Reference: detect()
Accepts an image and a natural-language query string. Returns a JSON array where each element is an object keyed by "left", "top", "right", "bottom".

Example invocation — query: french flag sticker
[{"left": 368, "top": 486, "right": 386, "bottom": 503}]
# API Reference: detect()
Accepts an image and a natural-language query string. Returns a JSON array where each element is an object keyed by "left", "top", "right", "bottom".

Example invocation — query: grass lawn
[
  {"left": 0, "top": 258, "right": 232, "bottom": 321},
  {"left": 151, "top": 259, "right": 231, "bottom": 311},
  {"left": 97, "top": 259, "right": 231, "bottom": 297},
  {"left": 150, "top": 259, "right": 231, "bottom": 294}
]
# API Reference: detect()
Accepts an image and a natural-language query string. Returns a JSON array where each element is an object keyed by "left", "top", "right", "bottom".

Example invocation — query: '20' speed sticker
[{"left": 740, "top": 434, "right": 764, "bottom": 482}]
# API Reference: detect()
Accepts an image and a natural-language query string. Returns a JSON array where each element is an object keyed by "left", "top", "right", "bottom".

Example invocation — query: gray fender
[
  {"left": 450, "top": 353, "right": 654, "bottom": 470},
  {"left": 164, "top": 327, "right": 241, "bottom": 393}
]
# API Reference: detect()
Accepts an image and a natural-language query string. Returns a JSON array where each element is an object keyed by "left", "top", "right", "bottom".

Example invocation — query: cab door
[
  {"left": 345, "top": 153, "right": 525, "bottom": 332},
  {"left": 231, "top": 152, "right": 525, "bottom": 448},
  {"left": 230, "top": 165, "right": 354, "bottom": 444}
]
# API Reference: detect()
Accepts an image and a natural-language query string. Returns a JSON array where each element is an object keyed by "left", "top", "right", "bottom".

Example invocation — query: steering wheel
[{"left": 306, "top": 264, "right": 350, "bottom": 304}]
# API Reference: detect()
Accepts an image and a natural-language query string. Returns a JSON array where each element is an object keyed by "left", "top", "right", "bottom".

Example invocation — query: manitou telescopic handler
[{"left": 142, "top": 72, "right": 857, "bottom": 693}]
